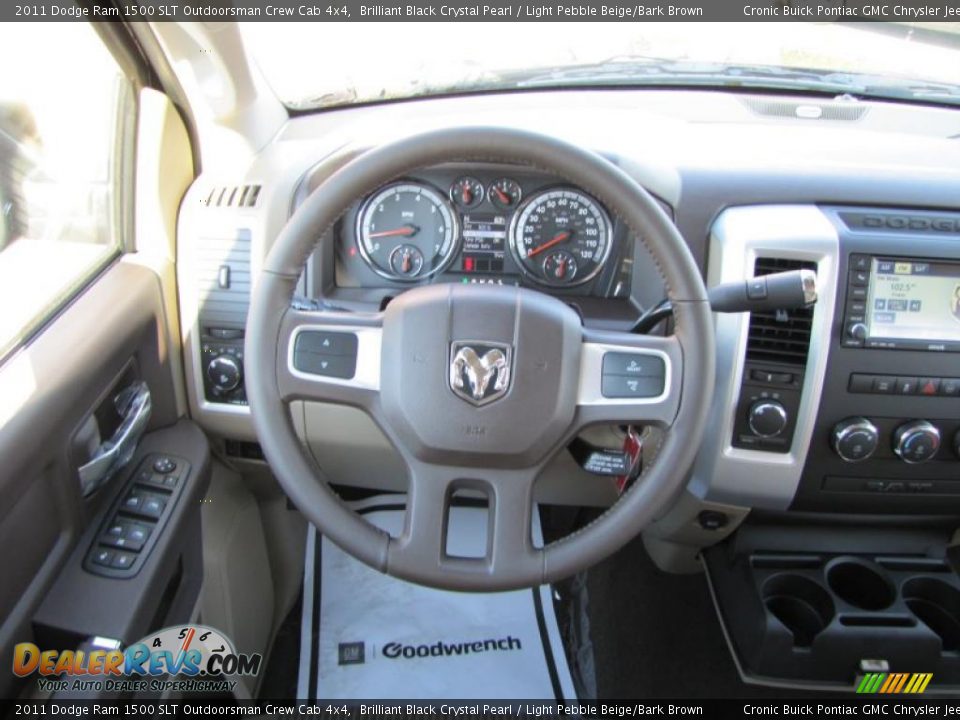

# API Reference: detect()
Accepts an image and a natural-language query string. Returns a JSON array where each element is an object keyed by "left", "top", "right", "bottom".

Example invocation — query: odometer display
[
  {"left": 509, "top": 188, "right": 612, "bottom": 287},
  {"left": 356, "top": 182, "right": 458, "bottom": 281}
]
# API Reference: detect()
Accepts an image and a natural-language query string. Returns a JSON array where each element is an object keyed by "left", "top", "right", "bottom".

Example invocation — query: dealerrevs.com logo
[{"left": 382, "top": 635, "right": 522, "bottom": 660}]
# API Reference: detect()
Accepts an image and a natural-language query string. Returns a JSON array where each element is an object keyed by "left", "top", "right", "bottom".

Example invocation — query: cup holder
[
  {"left": 763, "top": 574, "right": 835, "bottom": 648},
  {"left": 903, "top": 578, "right": 960, "bottom": 652},
  {"left": 826, "top": 558, "right": 895, "bottom": 611}
]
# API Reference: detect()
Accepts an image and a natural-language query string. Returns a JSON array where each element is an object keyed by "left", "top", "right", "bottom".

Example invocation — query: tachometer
[
  {"left": 509, "top": 188, "right": 612, "bottom": 287},
  {"left": 356, "top": 182, "right": 458, "bottom": 281}
]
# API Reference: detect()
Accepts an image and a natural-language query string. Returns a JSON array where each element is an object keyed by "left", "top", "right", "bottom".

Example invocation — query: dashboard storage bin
[{"left": 703, "top": 522, "right": 960, "bottom": 691}]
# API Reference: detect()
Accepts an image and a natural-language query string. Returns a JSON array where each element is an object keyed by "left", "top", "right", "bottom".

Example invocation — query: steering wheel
[{"left": 245, "top": 127, "right": 714, "bottom": 592}]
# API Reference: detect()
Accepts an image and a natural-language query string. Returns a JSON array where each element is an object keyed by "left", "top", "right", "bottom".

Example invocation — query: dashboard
[
  {"left": 328, "top": 165, "right": 635, "bottom": 299},
  {"left": 175, "top": 87, "right": 960, "bottom": 516}
]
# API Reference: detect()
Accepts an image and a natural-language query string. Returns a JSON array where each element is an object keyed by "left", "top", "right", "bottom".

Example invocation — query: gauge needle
[
  {"left": 527, "top": 231, "right": 571, "bottom": 258},
  {"left": 493, "top": 187, "right": 511, "bottom": 204},
  {"left": 368, "top": 224, "right": 419, "bottom": 239}
]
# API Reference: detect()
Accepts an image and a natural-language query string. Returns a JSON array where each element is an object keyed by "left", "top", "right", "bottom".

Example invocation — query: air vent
[
  {"left": 203, "top": 184, "right": 261, "bottom": 208},
  {"left": 196, "top": 229, "right": 251, "bottom": 327},
  {"left": 742, "top": 97, "right": 867, "bottom": 122},
  {"left": 745, "top": 258, "right": 818, "bottom": 365}
]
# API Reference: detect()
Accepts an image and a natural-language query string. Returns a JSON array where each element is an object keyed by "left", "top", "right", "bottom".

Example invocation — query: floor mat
[{"left": 296, "top": 495, "right": 576, "bottom": 701}]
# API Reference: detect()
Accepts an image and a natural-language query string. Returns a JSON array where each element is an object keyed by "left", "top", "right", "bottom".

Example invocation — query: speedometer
[
  {"left": 508, "top": 188, "right": 612, "bottom": 287},
  {"left": 356, "top": 182, "right": 459, "bottom": 281}
]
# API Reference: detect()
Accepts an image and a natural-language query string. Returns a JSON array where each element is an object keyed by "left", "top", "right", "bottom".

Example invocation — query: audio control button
[{"left": 832, "top": 417, "right": 879, "bottom": 462}]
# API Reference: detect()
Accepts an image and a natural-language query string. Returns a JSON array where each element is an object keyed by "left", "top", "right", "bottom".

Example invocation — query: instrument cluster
[{"left": 337, "top": 166, "right": 627, "bottom": 296}]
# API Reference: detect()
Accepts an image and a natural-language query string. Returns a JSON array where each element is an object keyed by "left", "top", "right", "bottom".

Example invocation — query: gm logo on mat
[
  {"left": 338, "top": 642, "right": 365, "bottom": 666},
  {"left": 856, "top": 672, "right": 932, "bottom": 694}
]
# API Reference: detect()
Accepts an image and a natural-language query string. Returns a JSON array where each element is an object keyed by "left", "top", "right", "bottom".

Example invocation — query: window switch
[
  {"left": 122, "top": 493, "right": 143, "bottom": 512},
  {"left": 91, "top": 549, "right": 114, "bottom": 567},
  {"left": 141, "top": 497, "right": 166, "bottom": 519},
  {"left": 111, "top": 552, "right": 136, "bottom": 570}
]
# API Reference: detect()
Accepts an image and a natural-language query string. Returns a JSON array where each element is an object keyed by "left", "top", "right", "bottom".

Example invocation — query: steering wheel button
[
  {"left": 601, "top": 374, "right": 665, "bottom": 399},
  {"left": 294, "top": 351, "right": 357, "bottom": 379},
  {"left": 295, "top": 331, "right": 358, "bottom": 357},
  {"left": 601, "top": 352, "right": 665, "bottom": 378}
]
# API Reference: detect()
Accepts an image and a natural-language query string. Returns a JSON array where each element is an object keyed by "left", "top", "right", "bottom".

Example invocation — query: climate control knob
[
  {"left": 893, "top": 421, "right": 940, "bottom": 464},
  {"left": 207, "top": 355, "right": 242, "bottom": 392},
  {"left": 831, "top": 417, "right": 879, "bottom": 462},
  {"left": 748, "top": 400, "right": 788, "bottom": 438}
]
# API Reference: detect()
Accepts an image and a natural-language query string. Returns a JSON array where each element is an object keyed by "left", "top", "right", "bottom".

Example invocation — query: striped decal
[{"left": 856, "top": 672, "right": 932, "bottom": 694}]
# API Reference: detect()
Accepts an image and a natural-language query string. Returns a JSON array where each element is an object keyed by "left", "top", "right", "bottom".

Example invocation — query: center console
[
  {"left": 794, "top": 207, "right": 960, "bottom": 514},
  {"left": 700, "top": 204, "right": 960, "bottom": 692}
]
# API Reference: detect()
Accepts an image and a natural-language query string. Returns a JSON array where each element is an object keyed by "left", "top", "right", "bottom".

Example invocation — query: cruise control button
[
  {"left": 602, "top": 353, "right": 665, "bottom": 378},
  {"left": 601, "top": 375, "right": 665, "bottom": 399}
]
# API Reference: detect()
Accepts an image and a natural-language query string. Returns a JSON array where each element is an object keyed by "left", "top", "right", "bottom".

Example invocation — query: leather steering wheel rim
[{"left": 245, "top": 127, "right": 714, "bottom": 591}]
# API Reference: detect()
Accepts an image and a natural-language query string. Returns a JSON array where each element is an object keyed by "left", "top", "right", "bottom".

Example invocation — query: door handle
[{"left": 78, "top": 381, "right": 152, "bottom": 496}]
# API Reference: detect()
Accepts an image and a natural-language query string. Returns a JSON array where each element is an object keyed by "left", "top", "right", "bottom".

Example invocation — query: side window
[{"left": 0, "top": 22, "right": 130, "bottom": 359}]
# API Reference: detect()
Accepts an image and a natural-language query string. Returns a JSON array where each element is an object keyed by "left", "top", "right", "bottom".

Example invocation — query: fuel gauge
[
  {"left": 450, "top": 176, "right": 484, "bottom": 209},
  {"left": 542, "top": 250, "right": 578, "bottom": 285},
  {"left": 489, "top": 178, "right": 522, "bottom": 211}
]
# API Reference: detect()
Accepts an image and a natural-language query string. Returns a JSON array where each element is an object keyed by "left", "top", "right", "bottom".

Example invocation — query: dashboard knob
[
  {"left": 748, "top": 400, "right": 788, "bottom": 438},
  {"left": 893, "top": 421, "right": 940, "bottom": 464},
  {"left": 847, "top": 322, "right": 868, "bottom": 341},
  {"left": 207, "top": 355, "right": 242, "bottom": 392},
  {"left": 831, "top": 417, "right": 879, "bottom": 462}
]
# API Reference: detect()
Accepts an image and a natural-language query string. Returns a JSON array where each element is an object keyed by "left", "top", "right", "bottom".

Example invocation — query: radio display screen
[{"left": 866, "top": 257, "right": 960, "bottom": 347}]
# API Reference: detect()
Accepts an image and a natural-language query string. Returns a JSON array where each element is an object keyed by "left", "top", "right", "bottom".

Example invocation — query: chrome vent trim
[{"left": 689, "top": 205, "right": 839, "bottom": 511}]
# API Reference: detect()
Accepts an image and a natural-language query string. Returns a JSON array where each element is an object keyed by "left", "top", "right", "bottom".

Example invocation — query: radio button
[
  {"left": 849, "top": 269, "right": 869, "bottom": 286},
  {"left": 848, "top": 286, "right": 868, "bottom": 301},
  {"left": 918, "top": 378, "right": 940, "bottom": 397},
  {"left": 849, "top": 255, "right": 870, "bottom": 272},
  {"left": 848, "top": 374, "right": 873, "bottom": 394},
  {"left": 940, "top": 378, "right": 960, "bottom": 396},
  {"left": 872, "top": 376, "right": 896, "bottom": 394},
  {"left": 847, "top": 300, "right": 867, "bottom": 316},
  {"left": 895, "top": 377, "right": 918, "bottom": 395}
]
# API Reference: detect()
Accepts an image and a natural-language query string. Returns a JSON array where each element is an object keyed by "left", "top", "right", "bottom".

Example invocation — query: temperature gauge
[
  {"left": 489, "top": 178, "right": 522, "bottom": 211},
  {"left": 542, "top": 250, "right": 578, "bottom": 284},
  {"left": 389, "top": 244, "right": 424, "bottom": 278},
  {"left": 450, "top": 176, "right": 484, "bottom": 210}
]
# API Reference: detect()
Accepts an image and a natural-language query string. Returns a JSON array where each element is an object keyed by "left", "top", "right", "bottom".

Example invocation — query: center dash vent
[{"left": 745, "top": 257, "right": 818, "bottom": 365}]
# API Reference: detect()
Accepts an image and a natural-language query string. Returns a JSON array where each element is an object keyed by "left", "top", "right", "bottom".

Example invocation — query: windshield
[{"left": 240, "top": 21, "right": 960, "bottom": 110}]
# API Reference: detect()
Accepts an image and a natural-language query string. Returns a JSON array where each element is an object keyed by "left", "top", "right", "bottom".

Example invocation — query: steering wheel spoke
[
  {"left": 387, "top": 460, "right": 542, "bottom": 591},
  {"left": 275, "top": 307, "right": 383, "bottom": 405},
  {"left": 576, "top": 330, "right": 683, "bottom": 429}
]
